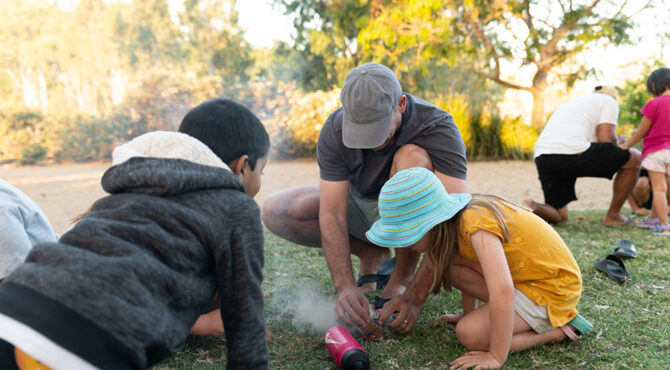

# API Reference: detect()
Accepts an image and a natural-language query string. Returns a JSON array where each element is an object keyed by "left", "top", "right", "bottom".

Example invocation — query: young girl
[
  {"left": 621, "top": 67, "right": 670, "bottom": 236},
  {"left": 366, "top": 167, "right": 592, "bottom": 369}
]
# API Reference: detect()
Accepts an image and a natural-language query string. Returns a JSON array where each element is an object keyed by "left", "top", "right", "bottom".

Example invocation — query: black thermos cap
[{"left": 341, "top": 348, "right": 370, "bottom": 370}]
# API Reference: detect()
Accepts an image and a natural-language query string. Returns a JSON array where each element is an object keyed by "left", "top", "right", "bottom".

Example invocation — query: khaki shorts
[
  {"left": 347, "top": 191, "right": 379, "bottom": 242},
  {"left": 514, "top": 288, "right": 554, "bottom": 334}
]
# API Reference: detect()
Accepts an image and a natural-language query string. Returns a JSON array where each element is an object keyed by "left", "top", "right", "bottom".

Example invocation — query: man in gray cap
[{"left": 262, "top": 63, "right": 467, "bottom": 333}]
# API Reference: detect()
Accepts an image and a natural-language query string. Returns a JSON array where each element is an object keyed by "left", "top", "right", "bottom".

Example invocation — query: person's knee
[
  {"left": 392, "top": 144, "right": 433, "bottom": 171},
  {"left": 454, "top": 319, "right": 488, "bottom": 351},
  {"left": 624, "top": 148, "right": 641, "bottom": 168},
  {"left": 261, "top": 192, "right": 298, "bottom": 230},
  {"left": 261, "top": 193, "right": 281, "bottom": 227}
]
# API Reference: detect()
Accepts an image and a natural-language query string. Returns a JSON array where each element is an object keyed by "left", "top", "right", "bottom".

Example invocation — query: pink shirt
[{"left": 641, "top": 94, "right": 670, "bottom": 159}]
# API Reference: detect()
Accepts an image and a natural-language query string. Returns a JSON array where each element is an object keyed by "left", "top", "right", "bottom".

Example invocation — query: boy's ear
[{"left": 228, "top": 155, "right": 249, "bottom": 177}]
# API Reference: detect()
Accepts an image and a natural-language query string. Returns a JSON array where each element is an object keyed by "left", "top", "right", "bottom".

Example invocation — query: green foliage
[
  {"left": 467, "top": 112, "right": 536, "bottom": 160},
  {"left": 618, "top": 71, "right": 653, "bottom": 127},
  {"left": 266, "top": 88, "right": 340, "bottom": 159},
  {"left": 272, "top": 0, "right": 369, "bottom": 91},
  {"left": 18, "top": 144, "right": 47, "bottom": 165},
  {"left": 54, "top": 114, "right": 147, "bottom": 162}
]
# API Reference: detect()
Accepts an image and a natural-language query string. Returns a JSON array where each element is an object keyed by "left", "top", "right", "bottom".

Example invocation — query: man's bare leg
[
  {"left": 523, "top": 199, "right": 568, "bottom": 224},
  {"left": 604, "top": 149, "right": 640, "bottom": 226},
  {"left": 262, "top": 186, "right": 391, "bottom": 289},
  {"left": 262, "top": 185, "right": 322, "bottom": 247}
]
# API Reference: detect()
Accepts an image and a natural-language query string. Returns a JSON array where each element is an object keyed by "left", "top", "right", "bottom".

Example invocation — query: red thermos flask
[{"left": 324, "top": 325, "right": 370, "bottom": 370}]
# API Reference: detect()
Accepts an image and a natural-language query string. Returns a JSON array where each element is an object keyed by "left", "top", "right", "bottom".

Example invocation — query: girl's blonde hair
[{"left": 425, "top": 194, "right": 519, "bottom": 294}]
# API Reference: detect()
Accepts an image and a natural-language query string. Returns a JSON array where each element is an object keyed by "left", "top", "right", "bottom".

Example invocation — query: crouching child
[{"left": 0, "top": 99, "right": 270, "bottom": 369}]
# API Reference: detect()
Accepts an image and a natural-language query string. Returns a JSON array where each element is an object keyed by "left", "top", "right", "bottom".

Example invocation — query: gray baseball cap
[{"left": 340, "top": 63, "right": 402, "bottom": 148}]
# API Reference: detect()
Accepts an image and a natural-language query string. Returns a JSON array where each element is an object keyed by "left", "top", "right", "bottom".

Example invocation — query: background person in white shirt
[{"left": 524, "top": 85, "right": 641, "bottom": 225}]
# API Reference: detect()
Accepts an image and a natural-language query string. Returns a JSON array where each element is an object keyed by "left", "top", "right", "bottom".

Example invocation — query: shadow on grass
[{"left": 157, "top": 210, "right": 670, "bottom": 369}]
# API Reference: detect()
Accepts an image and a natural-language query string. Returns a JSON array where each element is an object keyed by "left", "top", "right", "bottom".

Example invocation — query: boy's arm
[
  {"left": 622, "top": 116, "right": 652, "bottom": 150},
  {"left": 215, "top": 198, "right": 269, "bottom": 369}
]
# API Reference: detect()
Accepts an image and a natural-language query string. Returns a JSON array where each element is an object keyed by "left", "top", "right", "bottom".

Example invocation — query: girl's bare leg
[{"left": 453, "top": 303, "right": 567, "bottom": 352}]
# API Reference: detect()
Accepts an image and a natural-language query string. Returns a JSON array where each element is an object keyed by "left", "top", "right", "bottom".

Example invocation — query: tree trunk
[{"left": 530, "top": 70, "right": 548, "bottom": 128}]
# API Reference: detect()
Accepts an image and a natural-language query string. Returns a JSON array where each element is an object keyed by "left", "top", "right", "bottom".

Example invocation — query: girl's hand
[
  {"left": 436, "top": 313, "right": 464, "bottom": 324},
  {"left": 450, "top": 351, "right": 504, "bottom": 369}
]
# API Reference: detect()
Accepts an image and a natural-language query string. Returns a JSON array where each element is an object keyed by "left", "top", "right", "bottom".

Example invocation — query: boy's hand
[
  {"left": 450, "top": 351, "right": 504, "bottom": 369},
  {"left": 335, "top": 286, "right": 371, "bottom": 329}
]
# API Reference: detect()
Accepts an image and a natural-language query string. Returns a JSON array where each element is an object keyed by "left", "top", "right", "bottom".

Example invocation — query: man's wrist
[{"left": 334, "top": 279, "right": 357, "bottom": 294}]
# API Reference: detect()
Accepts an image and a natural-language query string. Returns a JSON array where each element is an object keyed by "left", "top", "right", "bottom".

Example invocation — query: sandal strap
[{"left": 560, "top": 325, "right": 581, "bottom": 341}]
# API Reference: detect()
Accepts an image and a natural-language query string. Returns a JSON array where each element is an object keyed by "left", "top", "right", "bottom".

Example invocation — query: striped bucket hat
[{"left": 366, "top": 167, "right": 472, "bottom": 248}]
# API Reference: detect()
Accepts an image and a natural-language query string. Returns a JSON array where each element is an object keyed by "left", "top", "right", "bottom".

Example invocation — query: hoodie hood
[
  {"left": 103, "top": 132, "right": 243, "bottom": 196},
  {"left": 112, "top": 131, "right": 230, "bottom": 171}
]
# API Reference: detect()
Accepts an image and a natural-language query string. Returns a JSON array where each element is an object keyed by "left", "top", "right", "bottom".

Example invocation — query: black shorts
[{"left": 535, "top": 142, "right": 631, "bottom": 209}]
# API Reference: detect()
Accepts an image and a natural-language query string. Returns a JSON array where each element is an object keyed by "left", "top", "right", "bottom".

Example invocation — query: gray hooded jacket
[{"left": 0, "top": 132, "right": 268, "bottom": 369}]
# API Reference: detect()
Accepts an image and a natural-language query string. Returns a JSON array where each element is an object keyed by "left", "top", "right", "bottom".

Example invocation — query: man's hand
[
  {"left": 450, "top": 351, "right": 504, "bottom": 370},
  {"left": 376, "top": 293, "right": 421, "bottom": 333},
  {"left": 335, "top": 286, "right": 371, "bottom": 329}
]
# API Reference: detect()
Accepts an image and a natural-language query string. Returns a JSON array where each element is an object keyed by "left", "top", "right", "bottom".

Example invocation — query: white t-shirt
[{"left": 534, "top": 93, "right": 619, "bottom": 157}]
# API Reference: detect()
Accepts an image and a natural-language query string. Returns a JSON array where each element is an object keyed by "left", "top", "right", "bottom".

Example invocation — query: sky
[{"left": 235, "top": 0, "right": 293, "bottom": 48}]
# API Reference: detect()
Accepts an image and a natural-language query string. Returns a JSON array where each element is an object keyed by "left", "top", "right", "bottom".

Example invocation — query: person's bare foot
[
  {"left": 632, "top": 208, "right": 649, "bottom": 216},
  {"left": 603, "top": 214, "right": 632, "bottom": 226},
  {"left": 523, "top": 198, "right": 539, "bottom": 211}
]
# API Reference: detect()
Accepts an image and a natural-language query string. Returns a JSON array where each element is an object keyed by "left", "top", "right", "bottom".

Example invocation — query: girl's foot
[
  {"left": 636, "top": 217, "right": 660, "bottom": 229},
  {"left": 653, "top": 224, "right": 670, "bottom": 236}
]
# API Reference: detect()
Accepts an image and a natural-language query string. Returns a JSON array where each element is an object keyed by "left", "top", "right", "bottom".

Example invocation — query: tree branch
[
  {"left": 459, "top": 3, "right": 503, "bottom": 79},
  {"left": 473, "top": 70, "right": 532, "bottom": 91}
]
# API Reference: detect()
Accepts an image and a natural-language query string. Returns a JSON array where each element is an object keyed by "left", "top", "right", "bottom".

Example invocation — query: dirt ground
[{"left": 0, "top": 159, "right": 616, "bottom": 234}]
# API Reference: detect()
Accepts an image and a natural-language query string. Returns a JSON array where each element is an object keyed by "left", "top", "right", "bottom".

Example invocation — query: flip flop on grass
[
  {"left": 613, "top": 239, "right": 637, "bottom": 259},
  {"left": 594, "top": 254, "right": 631, "bottom": 283}
]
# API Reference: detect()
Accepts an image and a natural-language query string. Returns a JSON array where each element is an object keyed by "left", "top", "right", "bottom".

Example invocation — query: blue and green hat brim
[{"left": 365, "top": 193, "right": 472, "bottom": 248}]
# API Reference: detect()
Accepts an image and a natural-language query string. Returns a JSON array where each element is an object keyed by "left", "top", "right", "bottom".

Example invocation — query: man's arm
[
  {"left": 434, "top": 170, "right": 467, "bottom": 193},
  {"left": 596, "top": 123, "right": 617, "bottom": 143},
  {"left": 319, "top": 179, "right": 371, "bottom": 328}
]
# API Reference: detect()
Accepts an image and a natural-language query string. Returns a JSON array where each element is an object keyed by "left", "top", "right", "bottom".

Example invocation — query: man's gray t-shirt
[{"left": 317, "top": 93, "right": 467, "bottom": 199}]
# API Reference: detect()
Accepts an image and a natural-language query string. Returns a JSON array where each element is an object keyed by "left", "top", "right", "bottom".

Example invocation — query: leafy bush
[
  {"left": 434, "top": 93, "right": 471, "bottom": 147},
  {"left": 55, "top": 114, "right": 147, "bottom": 162},
  {"left": 18, "top": 143, "right": 47, "bottom": 165},
  {"left": 499, "top": 116, "right": 538, "bottom": 159},
  {"left": 467, "top": 111, "right": 536, "bottom": 160},
  {"left": 266, "top": 88, "right": 340, "bottom": 159},
  {"left": 0, "top": 110, "right": 46, "bottom": 160}
]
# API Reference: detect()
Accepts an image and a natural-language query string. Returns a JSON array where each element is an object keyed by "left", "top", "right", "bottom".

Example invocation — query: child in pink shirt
[{"left": 621, "top": 67, "right": 670, "bottom": 236}]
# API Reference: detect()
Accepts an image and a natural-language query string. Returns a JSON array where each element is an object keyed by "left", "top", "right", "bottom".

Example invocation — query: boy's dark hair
[
  {"left": 646, "top": 67, "right": 670, "bottom": 97},
  {"left": 179, "top": 99, "right": 270, "bottom": 169}
]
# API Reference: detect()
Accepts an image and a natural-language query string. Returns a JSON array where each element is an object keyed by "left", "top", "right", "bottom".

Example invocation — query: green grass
[{"left": 158, "top": 210, "right": 669, "bottom": 369}]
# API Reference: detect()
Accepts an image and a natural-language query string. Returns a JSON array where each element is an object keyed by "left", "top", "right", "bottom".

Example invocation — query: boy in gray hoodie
[{"left": 0, "top": 99, "right": 270, "bottom": 369}]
